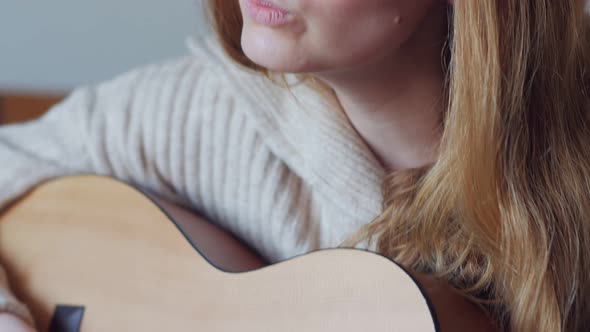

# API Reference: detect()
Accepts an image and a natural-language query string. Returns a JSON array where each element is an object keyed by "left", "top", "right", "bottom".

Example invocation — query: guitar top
[{"left": 0, "top": 175, "right": 438, "bottom": 332}]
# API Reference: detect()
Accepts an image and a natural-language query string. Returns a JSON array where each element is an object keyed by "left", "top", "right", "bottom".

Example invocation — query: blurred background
[{"left": 0, "top": 0, "right": 209, "bottom": 124}]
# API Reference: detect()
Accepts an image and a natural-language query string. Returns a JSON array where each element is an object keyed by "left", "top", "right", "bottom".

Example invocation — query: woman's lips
[{"left": 243, "top": 0, "right": 296, "bottom": 27}]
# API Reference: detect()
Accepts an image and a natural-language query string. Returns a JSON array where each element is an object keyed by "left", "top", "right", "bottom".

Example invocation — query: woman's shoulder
[
  {"left": 183, "top": 33, "right": 299, "bottom": 101},
  {"left": 184, "top": 33, "right": 267, "bottom": 83},
  {"left": 74, "top": 33, "right": 284, "bottom": 112},
  {"left": 184, "top": 33, "right": 232, "bottom": 70}
]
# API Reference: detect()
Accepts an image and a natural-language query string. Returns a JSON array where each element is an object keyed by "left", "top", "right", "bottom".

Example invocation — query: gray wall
[{"left": 0, "top": 0, "right": 209, "bottom": 93}]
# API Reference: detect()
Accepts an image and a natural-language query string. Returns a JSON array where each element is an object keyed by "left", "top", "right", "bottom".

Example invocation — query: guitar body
[{"left": 0, "top": 175, "right": 437, "bottom": 331}]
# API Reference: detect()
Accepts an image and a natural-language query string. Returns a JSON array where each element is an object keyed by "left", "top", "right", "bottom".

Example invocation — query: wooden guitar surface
[{"left": 0, "top": 175, "right": 437, "bottom": 332}]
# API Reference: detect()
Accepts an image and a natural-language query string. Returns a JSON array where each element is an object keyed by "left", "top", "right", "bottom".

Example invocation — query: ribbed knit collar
[{"left": 187, "top": 34, "right": 386, "bottom": 224}]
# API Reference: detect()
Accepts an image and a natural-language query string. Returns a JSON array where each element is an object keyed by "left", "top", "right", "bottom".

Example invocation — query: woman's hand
[{"left": 0, "top": 313, "right": 36, "bottom": 332}]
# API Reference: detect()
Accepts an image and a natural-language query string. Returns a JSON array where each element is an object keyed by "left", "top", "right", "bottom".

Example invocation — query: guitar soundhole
[{"left": 48, "top": 305, "right": 85, "bottom": 332}]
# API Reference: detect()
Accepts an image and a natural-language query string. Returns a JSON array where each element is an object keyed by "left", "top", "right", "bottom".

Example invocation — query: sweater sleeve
[{"left": 0, "top": 54, "right": 229, "bottom": 324}]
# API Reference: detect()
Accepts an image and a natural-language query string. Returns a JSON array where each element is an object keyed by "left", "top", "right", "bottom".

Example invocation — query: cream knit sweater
[{"left": 0, "top": 33, "right": 386, "bottom": 324}]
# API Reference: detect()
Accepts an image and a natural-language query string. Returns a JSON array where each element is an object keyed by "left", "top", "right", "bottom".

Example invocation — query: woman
[{"left": 1, "top": 0, "right": 589, "bottom": 330}]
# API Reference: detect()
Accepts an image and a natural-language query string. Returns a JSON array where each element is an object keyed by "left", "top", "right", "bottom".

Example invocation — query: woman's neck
[{"left": 314, "top": 6, "right": 448, "bottom": 173}]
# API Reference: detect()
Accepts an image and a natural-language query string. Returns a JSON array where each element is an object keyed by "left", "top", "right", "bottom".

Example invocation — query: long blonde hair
[{"left": 206, "top": 0, "right": 590, "bottom": 330}]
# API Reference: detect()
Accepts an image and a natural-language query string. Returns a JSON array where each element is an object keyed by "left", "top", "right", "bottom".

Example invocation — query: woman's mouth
[{"left": 243, "top": 0, "right": 296, "bottom": 27}]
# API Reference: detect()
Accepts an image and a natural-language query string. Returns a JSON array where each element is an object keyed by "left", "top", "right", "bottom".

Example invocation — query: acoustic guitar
[{"left": 0, "top": 175, "right": 492, "bottom": 331}]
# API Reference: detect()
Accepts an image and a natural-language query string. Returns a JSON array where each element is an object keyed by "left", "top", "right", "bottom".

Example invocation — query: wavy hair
[{"left": 206, "top": 1, "right": 590, "bottom": 330}]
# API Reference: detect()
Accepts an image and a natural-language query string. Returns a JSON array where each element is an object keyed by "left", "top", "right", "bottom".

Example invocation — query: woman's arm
[{"left": 0, "top": 54, "right": 229, "bottom": 325}]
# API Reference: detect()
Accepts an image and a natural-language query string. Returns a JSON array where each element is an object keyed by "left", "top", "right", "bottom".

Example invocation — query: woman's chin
[
  {"left": 241, "top": 33, "right": 310, "bottom": 73},
  {"left": 242, "top": 50, "right": 301, "bottom": 73}
]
